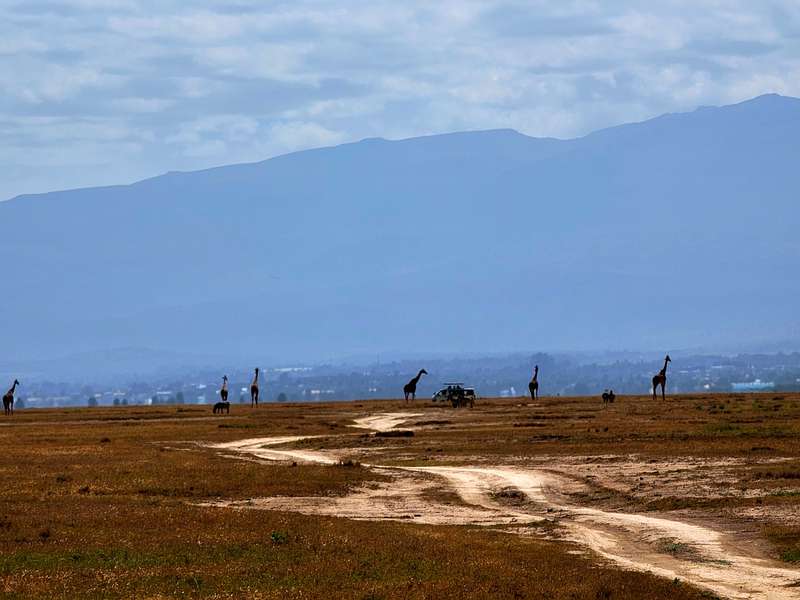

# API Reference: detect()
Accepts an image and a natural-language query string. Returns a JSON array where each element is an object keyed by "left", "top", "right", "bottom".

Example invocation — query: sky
[{"left": 2, "top": 0, "right": 800, "bottom": 201}]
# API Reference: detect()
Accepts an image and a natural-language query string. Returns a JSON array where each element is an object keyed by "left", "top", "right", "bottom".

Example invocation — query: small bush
[
  {"left": 780, "top": 547, "right": 800, "bottom": 563},
  {"left": 270, "top": 531, "right": 288, "bottom": 545},
  {"left": 375, "top": 430, "right": 414, "bottom": 438}
]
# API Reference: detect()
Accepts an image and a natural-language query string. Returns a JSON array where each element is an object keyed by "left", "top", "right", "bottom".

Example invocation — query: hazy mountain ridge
[{"left": 3, "top": 94, "right": 799, "bottom": 366}]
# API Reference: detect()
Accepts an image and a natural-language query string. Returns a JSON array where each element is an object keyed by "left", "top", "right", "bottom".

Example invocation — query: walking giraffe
[
  {"left": 220, "top": 375, "right": 229, "bottom": 403},
  {"left": 250, "top": 368, "right": 260, "bottom": 407},
  {"left": 528, "top": 366, "right": 539, "bottom": 400},
  {"left": 403, "top": 369, "right": 428, "bottom": 402},
  {"left": 3, "top": 379, "right": 19, "bottom": 416},
  {"left": 652, "top": 355, "right": 671, "bottom": 401}
]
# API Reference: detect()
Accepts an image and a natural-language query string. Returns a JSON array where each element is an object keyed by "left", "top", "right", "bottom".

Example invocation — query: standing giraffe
[
  {"left": 652, "top": 355, "right": 671, "bottom": 401},
  {"left": 220, "top": 375, "right": 229, "bottom": 403},
  {"left": 3, "top": 379, "right": 19, "bottom": 416},
  {"left": 403, "top": 369, "right": 428, "bottom": 402},
  {"left": 250, "top": 368, "right": 260, "bottom": 407},
  {"left": 528, "top": 366, "right": 539, "bottom": 400}
]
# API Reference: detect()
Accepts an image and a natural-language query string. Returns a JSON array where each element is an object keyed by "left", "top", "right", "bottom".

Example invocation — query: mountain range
[{"left": 2, "top": 93, "right": 799, "bottom": 372}]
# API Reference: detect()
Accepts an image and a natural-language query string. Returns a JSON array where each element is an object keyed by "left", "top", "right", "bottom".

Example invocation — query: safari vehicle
[{"left": 432, "top": 383, "right": 476, "bottom": 408}]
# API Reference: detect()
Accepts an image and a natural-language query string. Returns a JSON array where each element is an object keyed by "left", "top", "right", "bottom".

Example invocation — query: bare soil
[{"left": 207, "top": 402, "right": 800, "bottom": 599}]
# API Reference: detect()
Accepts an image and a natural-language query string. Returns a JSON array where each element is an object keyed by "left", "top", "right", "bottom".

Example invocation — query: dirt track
[
  {"left": 351, "top": 412, "right": 423, "bottom": 432},
  {"left": 208, "top": 412, "right": 800, "bottom": 599}
]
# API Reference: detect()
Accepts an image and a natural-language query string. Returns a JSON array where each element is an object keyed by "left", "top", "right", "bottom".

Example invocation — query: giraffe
[
  {"left": 3, "top": 379, "right": 19, "bottom": 416},
  {"left": 220, "top": 375, "right": 229, "bottom": 403},
  {"left": 528, "top": 365, "right": 539, "bottom": 400},
  {"left": 652, "top": 355, "right": 671, "bottom": 401},
  {"left": 403, "top": 369, "right": 427, "bottom": 402},
  {"left": 250, "top": 368, "right": 260, "bottom": 407}
]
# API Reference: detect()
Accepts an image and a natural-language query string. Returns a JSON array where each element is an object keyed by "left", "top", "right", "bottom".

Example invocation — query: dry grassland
[{"left": 0, "top": 393, "right": 798, "bottom": 598}]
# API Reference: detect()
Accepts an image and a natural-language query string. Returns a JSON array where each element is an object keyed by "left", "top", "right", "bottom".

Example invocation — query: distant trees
[
  {"left": 16, "top": 398, "right": 25, "bottom": 410},
  {"left": 572, "top": 382, "right": 590, "bottom": 395},
  {"left": 149, "top": 394, "right": 181, "bottom": 405},
  {"left": 277, "top": 393, "right": 288, "bottom": 403},
  {"left": 88, "top": 396, "right": 98, "bottom": 408}
]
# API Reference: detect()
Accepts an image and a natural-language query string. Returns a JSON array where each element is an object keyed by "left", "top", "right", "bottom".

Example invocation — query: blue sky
[{"left": 2, "top": 0, "right": 800, "bottom": 200}]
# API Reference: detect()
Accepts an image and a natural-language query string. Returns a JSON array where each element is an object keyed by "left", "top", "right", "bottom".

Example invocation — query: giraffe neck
[
  {"left": 661, "top": 358, "right": 669, "bottom": 376},
  {"left": 253, "top": 371, "right": 259, "bottom": 386},
  {"left": 8, "top": 382, "right": 17, "bottom": 395}
]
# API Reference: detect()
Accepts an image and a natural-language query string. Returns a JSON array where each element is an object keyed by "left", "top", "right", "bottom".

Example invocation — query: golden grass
[{"left": 0, "top": 394, "right": 798, "bottom": 598}]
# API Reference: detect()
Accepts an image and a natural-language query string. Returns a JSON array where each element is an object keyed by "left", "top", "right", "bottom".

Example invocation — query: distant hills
[{"left": 2, "top": 93, "right": 799, "bottom": 371}]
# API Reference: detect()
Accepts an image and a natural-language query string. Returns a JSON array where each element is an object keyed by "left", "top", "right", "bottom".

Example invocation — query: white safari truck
[{"left": 432, "top": 383, "right": 476, "bottom": 408}]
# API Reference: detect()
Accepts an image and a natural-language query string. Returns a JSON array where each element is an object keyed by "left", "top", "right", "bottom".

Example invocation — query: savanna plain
[{"left": 1, "top": 393, "right": 799, "bottom": 599}]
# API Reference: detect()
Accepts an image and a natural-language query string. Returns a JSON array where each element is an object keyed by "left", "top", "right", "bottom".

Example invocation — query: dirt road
[
  {"left": 211, "top": 436, "right": 339, "bottom": 464},
  {"left": 351, "top": 412, "right": 422, "bottom": 432},
  {"left": 209, "top": 412, "right": 800, "bottom": 599}
]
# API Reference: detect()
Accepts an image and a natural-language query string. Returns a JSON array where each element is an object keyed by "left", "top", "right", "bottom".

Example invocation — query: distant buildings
[
  {"left": 731, "top": 379, "right": 774, "bottom": 391},
  {"left": 9, "top": 353, "right": 800, "bottom": 408}
]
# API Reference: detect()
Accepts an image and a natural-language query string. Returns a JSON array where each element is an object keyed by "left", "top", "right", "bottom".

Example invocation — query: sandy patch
[
  {"left": 210, "top": 436, "right": 340, "bottom": 464},
  {"left": 203, "top": 413, "right": 800, "bottom": 599},
  {"left": 351, "top": 412, "right": 423, "bottom": 432}
]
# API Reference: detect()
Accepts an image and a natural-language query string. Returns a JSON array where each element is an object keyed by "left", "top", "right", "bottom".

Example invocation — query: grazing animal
[
  {"left": 220, "top": 375, "right": 229, "bottom": 403},
  {"left": 250, "top": 368, "right": 260, "bottom": 407},
  {"left": 214, "top": 375, "right": 230, "bottom": 414},
  {"left": 528, "top": 366, "right": 539, "bottom": 400},
  {"left": 652, "top": 355, "right": 672, "bottom": 401},
  {"left": 602, "top": 389, "right": 616, "bottom": 405},
  {"left": 403, "top": 369, "right": 428, "bottom": 402},
  {"left": 3, "top": 379, "right": 19, "bottom": 416}
]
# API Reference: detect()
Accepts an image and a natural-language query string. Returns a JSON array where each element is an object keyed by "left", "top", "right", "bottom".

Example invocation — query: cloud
[
  {"left": 1, "top": 1, "right": 800, "bottom": 199},
  {"left": 112, "top": 97, "right": 176, "bottom": 113}
]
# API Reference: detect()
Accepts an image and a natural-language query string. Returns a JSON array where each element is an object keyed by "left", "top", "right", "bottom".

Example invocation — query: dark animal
[
  {"left": 528, "top": 365, "right": 539, "bottom": 399},
  {"left": 403, "top": 369, "right": 428, "bottom": 402},
  {"left": 250, "top": 368, "right": 260, "bottom": 407},
  {"left": 220, "top": 375, "right": 229, "bottom": 403},
  {"left": 213, "top": 401, "right": 230, "bottom": 414},
  {"left": 602, "top": 389, "right": 616, "bottom": 404},
  {"left": 652, "top": 355, "right": 671, "bottom": 401},
  {"left": 3, "top": 379, "right": 19, "bottom": 416}
]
